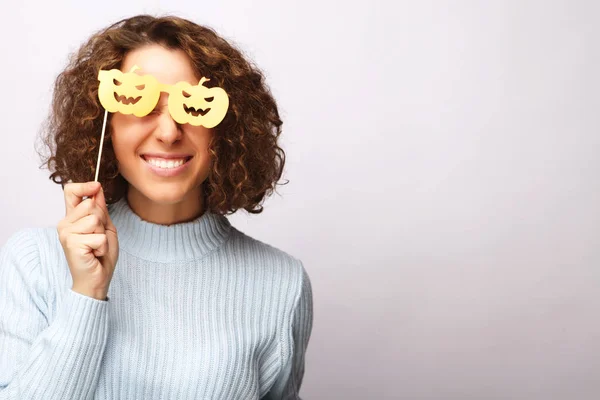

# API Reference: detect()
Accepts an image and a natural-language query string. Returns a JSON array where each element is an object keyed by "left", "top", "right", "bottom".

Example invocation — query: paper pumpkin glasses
[
  {"left": 97, "top": 65, "right": 229, "bottom": 127},
  {"left": 92, "top": 65, "right": 229, "bottom": 182}
]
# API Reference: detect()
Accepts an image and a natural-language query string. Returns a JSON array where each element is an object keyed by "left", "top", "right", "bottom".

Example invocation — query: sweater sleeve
[
  {"left": 0, "top": 228, "right": 110, "bottom": 400},
  {"left": 263, "top": 263, "right": 314, "bottom": 400}
]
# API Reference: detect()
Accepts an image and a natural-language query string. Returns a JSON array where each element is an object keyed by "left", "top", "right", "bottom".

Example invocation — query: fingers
[
  {"left": 89, "top": 234, "right": 109, "bottom": 257},
  {"left": 58, "top": 212, "right": 106, "bottom": 245},
  {"left": 64, "top": 182, "right": 101, "bottom": 214},
  {"left": 63, "top": 198, "right": 107, "bottom": 226},
  {"left": 59, "top": 181, "right": 116, "bottom": 262},
  {"left": 66, "top": 233, "right": 109, "bottom": 257},
  {"left": 70, "top": 213, "right": 106, "bottom": 235}
]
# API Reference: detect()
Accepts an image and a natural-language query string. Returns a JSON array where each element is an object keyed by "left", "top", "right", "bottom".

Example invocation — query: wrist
[{"left": 72, "top": 285, "right": 108, "bottom": 301}]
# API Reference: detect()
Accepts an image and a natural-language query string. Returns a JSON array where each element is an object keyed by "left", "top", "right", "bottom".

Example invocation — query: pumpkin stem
[
  {"left": 129, "top": 65, "right": 141, "bottom": 73},
  {"left": 199, "top": 77, "right": 210, "bottom": 86}
]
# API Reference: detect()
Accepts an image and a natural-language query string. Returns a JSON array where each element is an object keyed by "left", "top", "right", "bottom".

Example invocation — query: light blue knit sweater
[{"left": 0, "top": 197, "right": 313, "bottom": 399}]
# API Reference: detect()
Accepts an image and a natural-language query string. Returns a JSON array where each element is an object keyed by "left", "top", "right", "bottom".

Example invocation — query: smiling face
[{"left": 109, "top": 44, "right": 215, "bottom": 223}]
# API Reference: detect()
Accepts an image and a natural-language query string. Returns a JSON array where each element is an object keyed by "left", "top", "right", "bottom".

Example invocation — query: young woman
[{"left": 0, "top": 15, "right": 313, "bottom": 400}]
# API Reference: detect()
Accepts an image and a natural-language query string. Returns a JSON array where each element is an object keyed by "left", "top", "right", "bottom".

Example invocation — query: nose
[{"left": 154, "top": 109, "right": 183, "bottom": 144}]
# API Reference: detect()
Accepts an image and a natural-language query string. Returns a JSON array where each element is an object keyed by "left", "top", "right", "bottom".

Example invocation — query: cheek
[
  {"left": 188, "top": 126, "right": 214, "bottom": 149},
  {"left": 110, "top": 115, "right": 151, "bottom": 158},
  {"left": 187, "top": 127, "right": 214, "bottom": 171}
]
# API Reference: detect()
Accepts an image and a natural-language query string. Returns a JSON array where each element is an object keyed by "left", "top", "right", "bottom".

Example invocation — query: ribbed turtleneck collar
[{"left": 107, "top": 197, "right": 232, "bottom": 262}]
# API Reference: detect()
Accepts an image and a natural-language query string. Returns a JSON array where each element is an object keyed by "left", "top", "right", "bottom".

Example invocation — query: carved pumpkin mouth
[
  {"left": 184, "top": 103, "right": 210, "bottom": 117},
  {"left": 114, "top": 92, "right": 142, "bottom": 105}
]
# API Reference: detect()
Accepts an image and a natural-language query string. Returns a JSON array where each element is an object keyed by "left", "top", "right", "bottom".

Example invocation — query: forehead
[{"left": 120, "top": 44, "right": 199, "bottom": 86}]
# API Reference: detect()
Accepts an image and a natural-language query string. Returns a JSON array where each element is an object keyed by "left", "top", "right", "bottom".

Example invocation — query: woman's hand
[{"left": 57, "top": 181, "right": 119, "bottom": 301}]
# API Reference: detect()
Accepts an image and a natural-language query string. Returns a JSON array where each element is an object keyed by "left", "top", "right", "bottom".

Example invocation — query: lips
[
  {"left": 141, "top": 153, "right": 193, "bottom": 161},
  {"left": 142, "top": 154, "right": 193, "bottom": 177}
]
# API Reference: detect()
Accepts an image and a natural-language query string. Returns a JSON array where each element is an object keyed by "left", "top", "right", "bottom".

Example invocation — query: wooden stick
[{"left": 94, "top": 109, "right": 108, "bottom": 182}]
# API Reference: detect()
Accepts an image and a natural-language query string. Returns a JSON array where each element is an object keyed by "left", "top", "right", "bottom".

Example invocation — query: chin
[
  {"left": 133, "top": 182, "right": 204, "bottom": 205},
  {"left": 145, "top": 189, "right": 191, "bottom": 204}
]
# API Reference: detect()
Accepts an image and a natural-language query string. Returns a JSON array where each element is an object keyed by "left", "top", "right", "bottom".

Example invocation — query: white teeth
[{"left": 144, "top": 157, "right": 187, "bottom": 169}]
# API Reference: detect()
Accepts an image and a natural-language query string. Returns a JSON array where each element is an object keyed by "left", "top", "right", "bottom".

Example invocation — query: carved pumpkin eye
[
  {"left": 136, "top": 84, "right": 146, "bottom": 90},
  {"left": 182, "top": 91, "right": 191, "bottom": 98},
  {"left": 113, "top": 78, "right": 122, "bottom": 86},
  {"left": 204, "top": 97, "right": 214, "bottom": 102}
]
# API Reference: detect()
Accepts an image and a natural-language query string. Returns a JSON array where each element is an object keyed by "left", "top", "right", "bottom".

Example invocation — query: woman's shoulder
[
  {"left": 1, "top": 226, "right": 65, "bottom": 280},
  {"left": 226, "top": 228, "right": 313, "bottom": 336},
  {"left": 226, "top": 227, "right": 312, "bottom": 286},
  {"left": 1, "top": 226, "right": 55, "bottom": 256},
  {"left": 228, "top": 227, "right": 306, "bottom": 267},
  {"left": 1, "top": 227, "right": 39, "bottom": 261},
  {"left": 3, "top": 226, "right": 62, "bottom": 252},
  {"left": 0, "top": 227, "right": 56, "bottom": 299}
]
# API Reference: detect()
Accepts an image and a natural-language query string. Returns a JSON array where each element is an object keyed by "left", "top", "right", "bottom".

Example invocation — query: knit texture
[{"left": 0, "top": 197, "right": 313, "bottom": 399}]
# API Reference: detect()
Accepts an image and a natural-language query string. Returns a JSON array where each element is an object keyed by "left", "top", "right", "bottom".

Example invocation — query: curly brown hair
[{"left": 36, "top": 14, "right": 287, "bottom": 215}]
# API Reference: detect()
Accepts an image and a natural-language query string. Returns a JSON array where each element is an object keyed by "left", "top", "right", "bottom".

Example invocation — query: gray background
[{"left": 1, "top": 1, "right": 599, "bottom": 399}]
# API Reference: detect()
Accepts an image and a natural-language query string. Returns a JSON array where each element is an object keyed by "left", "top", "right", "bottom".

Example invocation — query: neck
[
  {"left": 126, "top": 185, "right": 205, "bottom": 226},
  {"left": 107, "top": 195, "right": 232, "bottom": 262}
]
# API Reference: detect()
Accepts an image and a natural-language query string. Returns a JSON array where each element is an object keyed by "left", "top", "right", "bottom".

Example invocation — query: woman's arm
[
  {"left": 0, "top": 228, "right": 110, "bottom": 400},
  {"left": 263, "top": 265, "right": 314, "bottom": 400}
]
